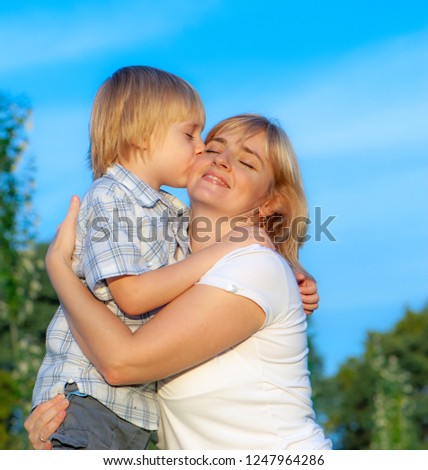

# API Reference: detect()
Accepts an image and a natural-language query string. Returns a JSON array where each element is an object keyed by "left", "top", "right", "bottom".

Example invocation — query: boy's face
[{"left": 149, "top": 120, "right": 205, "bottom": 189}]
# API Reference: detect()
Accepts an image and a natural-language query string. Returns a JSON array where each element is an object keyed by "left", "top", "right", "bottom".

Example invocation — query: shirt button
[
  {"left": 146, "top": 261, "right": 153, "bottom": 267},
  {"left": 227, "top": 284, "right": 238, "bottom": 293}
]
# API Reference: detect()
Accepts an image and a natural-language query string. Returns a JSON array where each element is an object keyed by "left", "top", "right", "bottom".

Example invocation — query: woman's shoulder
[
  {"left": 212, "top": 244, "right": 294, "bottom": 280},
  {"left": 198, "top": 244, "right": 300, "bottom": 322},
  {"left": 200, "top": 244, "right": 296, "bottom": 295}
]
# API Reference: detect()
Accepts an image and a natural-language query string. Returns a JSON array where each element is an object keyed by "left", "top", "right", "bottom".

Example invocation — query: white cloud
[
  {"left": 0, "top": 0, "right": 219, "bottom": 72},
  {"left": 258, "top": 28, "right": 428, "bottom": 158},
  {"left": 316, "top": 165, "right": 428, "bottom": 237}
]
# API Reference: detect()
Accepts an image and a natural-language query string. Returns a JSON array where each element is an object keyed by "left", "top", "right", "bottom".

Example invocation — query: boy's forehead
[
  {"left": 179, "top": 119, "right": 204, "bottom": 128},
  {"left": 184, "top": 107, "right": 206, "bottom": 128}
]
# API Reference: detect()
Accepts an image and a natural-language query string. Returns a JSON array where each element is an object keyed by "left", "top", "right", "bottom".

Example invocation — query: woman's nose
[{"left": 213, "top": 151, "right": 231, "bottom": 169}]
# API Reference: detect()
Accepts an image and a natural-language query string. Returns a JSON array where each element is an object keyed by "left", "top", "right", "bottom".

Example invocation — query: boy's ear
[
  {"left": 131, "top": 138, "right": 149, "bottom": 150},
  {"left": 259, "top": 195, "right": 280, "bottom": 217},
  {"left": 141, "top": 138, "right": 149, "bottom": 150}
]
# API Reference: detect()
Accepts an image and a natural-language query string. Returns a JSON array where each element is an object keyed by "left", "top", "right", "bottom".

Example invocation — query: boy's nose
[{"left": 195, "top": 138, "right": 205, "bottom": 155}]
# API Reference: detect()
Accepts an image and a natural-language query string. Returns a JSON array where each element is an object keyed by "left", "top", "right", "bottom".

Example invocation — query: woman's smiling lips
[{"left": 202, "top": 171, "right": 230, "bottom": 188}]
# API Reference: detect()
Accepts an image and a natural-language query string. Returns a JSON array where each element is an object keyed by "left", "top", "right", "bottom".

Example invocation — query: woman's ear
[{"left": 259, "top": 195, "right": 280, "bottom": 217}]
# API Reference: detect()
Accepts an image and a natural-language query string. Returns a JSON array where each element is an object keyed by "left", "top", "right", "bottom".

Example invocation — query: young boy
[{"left": 32, "top": 66, "right": 239, "bottom": 450}]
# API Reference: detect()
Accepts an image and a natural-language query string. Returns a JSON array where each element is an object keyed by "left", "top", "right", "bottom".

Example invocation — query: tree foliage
[
  {"left": 0, "top": 93, "right": 45, "bottom": 449},
  {"left": 0, "top": 242, "right": 58, "bottom": 449},
  {"left": 318, "top": 304, "right": 428, "bottom": 449}
]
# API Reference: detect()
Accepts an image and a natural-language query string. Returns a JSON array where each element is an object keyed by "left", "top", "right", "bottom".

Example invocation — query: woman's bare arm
[
  {"left": 48, "top": 247, "right": 264, "bottom": 384},
  {"left": 45, "top": 196, "right": 265, "bottom": 384}
]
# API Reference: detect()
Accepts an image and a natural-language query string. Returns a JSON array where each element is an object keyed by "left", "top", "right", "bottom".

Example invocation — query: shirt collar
[
  {"left": 106, "top": 164, "right": 189, "bottom": 216},
  {"left": 162, "top": 190, "right": 190, "bottom": 218}
]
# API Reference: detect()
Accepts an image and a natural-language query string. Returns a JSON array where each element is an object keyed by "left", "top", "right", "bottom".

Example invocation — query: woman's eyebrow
[{"left": 209, "top": 137, "right": 226, "bottom": 144}]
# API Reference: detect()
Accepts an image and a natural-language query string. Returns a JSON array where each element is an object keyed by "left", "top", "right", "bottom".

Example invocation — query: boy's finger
[
  {"left": 302, "top": 293, "right": 320, "bottom": 304},
  {"left": 299, "top": 284, "right": 318, "bottom": 295},
  {"left": 304, "top": 306, "right": 318, "bottom": 316}
]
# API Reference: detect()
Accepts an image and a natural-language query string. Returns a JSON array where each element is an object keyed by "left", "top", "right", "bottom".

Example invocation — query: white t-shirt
[{"left": 157, "top": 245, "right": 332, "bottom": 450}]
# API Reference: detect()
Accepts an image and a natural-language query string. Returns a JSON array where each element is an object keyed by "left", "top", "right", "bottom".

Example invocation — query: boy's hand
[
  {"left": 45, "top": 195, "right": 80, "bottom": 271},
  {"left": 295, "top": 271, "right": 319, "bottom": 316}
]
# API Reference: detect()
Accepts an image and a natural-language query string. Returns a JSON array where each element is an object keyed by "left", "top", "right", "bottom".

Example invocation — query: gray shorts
[{"left": 50, "top": 385, "right": 153, "bottom": 450}]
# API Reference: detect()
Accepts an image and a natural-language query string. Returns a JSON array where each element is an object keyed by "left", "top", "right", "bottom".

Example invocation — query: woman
[{"left": 26, "top": 114, "right": 330, "bottom": 449}]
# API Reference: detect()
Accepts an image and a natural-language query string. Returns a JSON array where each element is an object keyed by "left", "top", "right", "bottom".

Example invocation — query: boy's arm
[
  {"left": 83, "top": 193, "right": 228, "bottom": 316},
  {"left": 108, "top": 226, "right": 271, "bottom": 316}
]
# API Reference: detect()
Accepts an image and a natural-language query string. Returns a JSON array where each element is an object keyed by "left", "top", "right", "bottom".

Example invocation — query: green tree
[
  {"left": 370, "top": 343, "right": 417, "bottom": 449},
  {"left": 0, "top": 92, "right": 40, "bottom": 448},
  {"left": 0, "top": 370, "right": 20, "bottom": 449},
  {"left": 20, "top": 243, "right": 59, "bottom": 343},
  {"left": 320, "top": 304, "right": 428, "bottom": 449}
]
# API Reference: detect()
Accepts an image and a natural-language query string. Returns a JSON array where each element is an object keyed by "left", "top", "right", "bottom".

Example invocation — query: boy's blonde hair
[
  {"left": 90, "top": 66, "right": 205, "bottom": 179},
  {"left": 205, "top": 113, "right": 310, "bottom": 277}
]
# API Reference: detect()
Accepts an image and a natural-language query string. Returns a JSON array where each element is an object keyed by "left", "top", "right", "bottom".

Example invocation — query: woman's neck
[
  {"left": 188, "top": 206, "right": 234, "bottom": 253},
  {"left": 189, "top": 206, "right": 259, "bottom": 253},
  {"left": 189, "top": 221, "right": 229, "bottom": 253}
]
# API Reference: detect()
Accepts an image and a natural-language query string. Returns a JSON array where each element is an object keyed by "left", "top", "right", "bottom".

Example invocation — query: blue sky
[{"left": 1, "top": 0, "right": 427, "bottom": 375}]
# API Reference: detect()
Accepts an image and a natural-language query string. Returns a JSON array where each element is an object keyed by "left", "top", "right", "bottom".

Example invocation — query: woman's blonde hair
[
  {"left": 205, "top": 113, "right": 310, "bottom": 277},
  {"left": 90, "top": 66, "right": 205, "bottom": 179}
]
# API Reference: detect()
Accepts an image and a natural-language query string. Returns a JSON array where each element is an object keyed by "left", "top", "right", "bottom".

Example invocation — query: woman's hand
[
  {"left": 24, "top": 395, "right": 69, "bottom": 450},
  {"left": 295, "top": 272, "right": 319, "bottom": 316},
  {"left": 45, "top": 195, "right": 80, "bottom": 272}
]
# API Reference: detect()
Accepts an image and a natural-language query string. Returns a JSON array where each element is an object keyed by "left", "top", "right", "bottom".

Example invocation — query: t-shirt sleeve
[
  {"left": 82, "top": 193, "right": 167, "bottom": 295},
  {"left": 197, "top": 245, "right": 295, "bottom": 326}
]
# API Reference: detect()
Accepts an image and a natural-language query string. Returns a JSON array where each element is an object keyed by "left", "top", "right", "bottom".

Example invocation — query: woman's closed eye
[{"left": 239, "top": 160, "right": 255, "bottom": 169}]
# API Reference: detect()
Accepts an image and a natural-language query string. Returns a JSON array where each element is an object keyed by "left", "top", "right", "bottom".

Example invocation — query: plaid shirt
[{"left": 32, "top": 164, "right": 190, "bottom": 430}]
